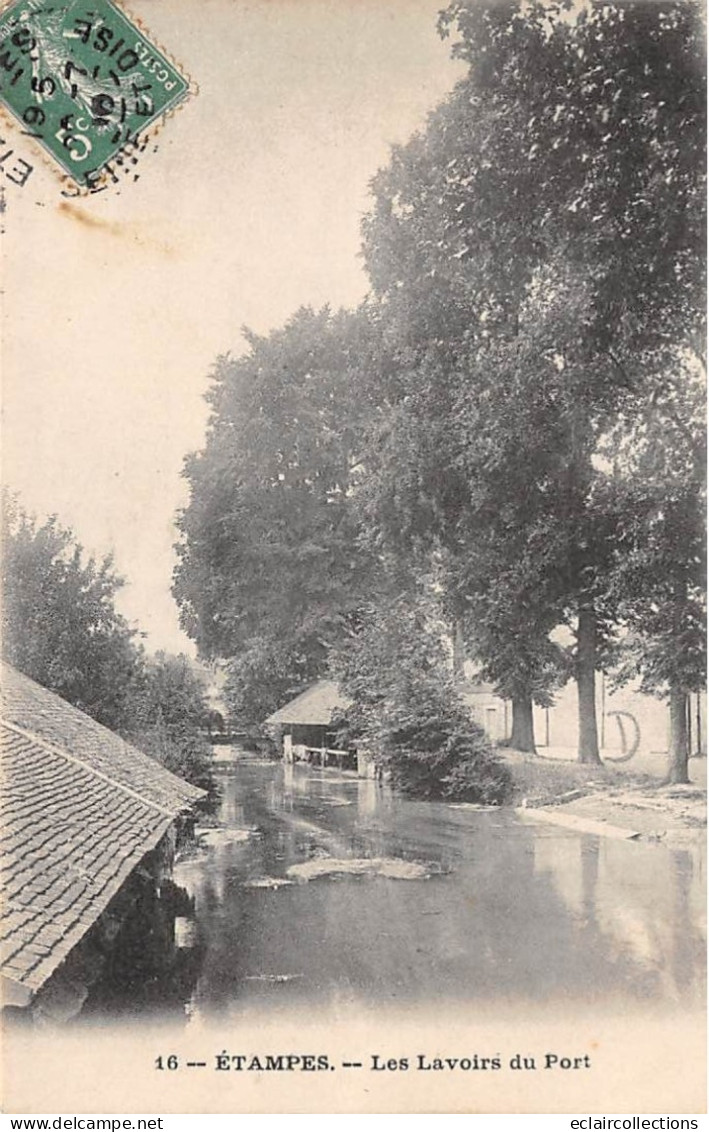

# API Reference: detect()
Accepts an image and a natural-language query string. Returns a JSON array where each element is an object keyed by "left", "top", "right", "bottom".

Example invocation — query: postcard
[{"left": 0, "top": 0, "right": 705, "bottom": 1116}]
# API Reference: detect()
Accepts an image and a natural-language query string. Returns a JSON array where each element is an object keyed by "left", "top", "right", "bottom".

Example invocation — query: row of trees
[
  {"left": 174, "top": 0, "right": 705, "bottom": 785},
  {"left": 2, "top": 492, "right": 214, "bottom": 792}
]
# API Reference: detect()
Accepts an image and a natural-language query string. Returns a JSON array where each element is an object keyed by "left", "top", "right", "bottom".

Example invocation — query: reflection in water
[
  {"left": 533, "top": 830, "right": 706, "bottom": 1005},
  {"left": 76, "top": 876, "right": 204, "bottom": 1025},
  {"left": 80, "top": 759, "right": 706, "bottom": 1025},
  {"left": 171, "top": 760, "right": 706, "bottom": 1024}
]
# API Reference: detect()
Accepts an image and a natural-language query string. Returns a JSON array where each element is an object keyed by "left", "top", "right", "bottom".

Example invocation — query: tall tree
[
  {"left": 359, "top": 0, "right": 705, "bottom": 761},
  {"left": 1, "top": 491, "right": 140, "bottom": 732},
  {"left": 602, "top": 358, "right": 706, "bottom": 783},
  {"left": 2, "top": 491, "right": 215, "bottom": 788},
  {"left": 173, "top": 306, "right": 380, "bottom": 722}
]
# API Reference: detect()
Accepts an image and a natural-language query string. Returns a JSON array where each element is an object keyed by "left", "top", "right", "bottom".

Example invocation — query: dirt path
[{"left": 506, "top": 751, "right": 707, "bottom": 848}]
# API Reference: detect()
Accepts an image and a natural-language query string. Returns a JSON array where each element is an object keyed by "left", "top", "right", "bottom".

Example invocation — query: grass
[{"left": 503, "top": 749, "right": 659, "bottom": 806}]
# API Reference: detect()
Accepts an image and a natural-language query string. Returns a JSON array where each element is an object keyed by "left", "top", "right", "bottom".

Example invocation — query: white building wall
[
  {"left": 464, "top": 673, "right": 705, "bottom": 758},
  {"left": 534, "top": 677, "right": 705, "bottom": 758}
]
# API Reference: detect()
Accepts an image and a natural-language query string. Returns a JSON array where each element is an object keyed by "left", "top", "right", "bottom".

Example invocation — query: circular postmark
[{"left": 0, "top": 0, "right": 194, "bottom": 194}]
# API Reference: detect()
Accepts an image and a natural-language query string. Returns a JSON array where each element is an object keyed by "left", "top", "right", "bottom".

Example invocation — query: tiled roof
[
  {"left": 265, "top": 680, "right": 350, "bottom": 727},
  {"left": 1, "top": 663, "right": 204, "bottom": 812},
  {"left": 0, "top": 664, "right": 206, "bottom": 995}
]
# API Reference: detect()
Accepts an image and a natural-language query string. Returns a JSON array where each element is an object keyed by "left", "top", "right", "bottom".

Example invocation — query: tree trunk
[
  {"left": 452, "top": 619, "right": 466, "bottom": 684},
  {"left": 510, "top": 694, "right": 537, "bottom": 754},
  {"left": 577, "top": 606, "right": 602, "bottom": 764},
  {"left": 666, "top": 686, "right": 690, "bottom": 785}
]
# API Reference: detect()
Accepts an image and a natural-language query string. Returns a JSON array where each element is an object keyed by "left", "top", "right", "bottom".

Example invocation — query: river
[
  {"left": 78, "top": 754, "right": 705, "bottom": 1025},
  {"left": 166, "top": 756, "right": 705, "bottom": 1023}
]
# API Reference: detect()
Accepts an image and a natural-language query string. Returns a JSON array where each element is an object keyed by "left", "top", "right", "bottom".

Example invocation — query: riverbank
[{"left": 505, "top": 749, "right": 707, "bottom": 849}]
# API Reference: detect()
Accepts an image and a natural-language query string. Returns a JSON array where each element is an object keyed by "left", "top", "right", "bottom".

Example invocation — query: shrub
[
  {"left": 386, "top": 726, "right": 511, "bottom": 804},
  {"left": 124, "top": 652, "right": 216, "bottom": 795},
  {"left": 331, "top": 595, "right": 512, "bottom": 804}
]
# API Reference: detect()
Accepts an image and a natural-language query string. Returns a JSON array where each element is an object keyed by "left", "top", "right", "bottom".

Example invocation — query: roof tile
[
  {"left": 1, "top": 663, "right": 204, "bottom": 812},
  {"left": 1, "top": 664, "right": 207, "bottom": 995}
]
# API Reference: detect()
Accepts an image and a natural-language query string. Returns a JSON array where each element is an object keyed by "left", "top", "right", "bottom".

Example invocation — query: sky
[{"left": 2, "top": 0, "right": 464, "bottom": 654}]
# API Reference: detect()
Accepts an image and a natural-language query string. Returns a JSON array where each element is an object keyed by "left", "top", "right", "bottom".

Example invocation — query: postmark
[{"left": 0, "top": 0, "right": 191, "bottom": 191}]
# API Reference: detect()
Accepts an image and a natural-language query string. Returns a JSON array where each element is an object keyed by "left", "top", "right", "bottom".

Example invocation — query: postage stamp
[{"left": 0, "top": 0, "right": 190, "bottom": 189}]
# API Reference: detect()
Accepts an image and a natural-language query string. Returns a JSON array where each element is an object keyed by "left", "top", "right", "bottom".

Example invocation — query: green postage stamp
[{"left": 0, "top": 0, "right": 190, "bottom": 186}]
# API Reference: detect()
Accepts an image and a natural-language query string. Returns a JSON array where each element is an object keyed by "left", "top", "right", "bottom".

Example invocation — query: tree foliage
[
  {"left": 602, "top": 360, "right": 706, "bottom": 691},
  {"left": 358, "top": 0, "right": 706, "bottom": 760},
  {"left": 600, "top": 357, "right": 706, "bottom": 781},
  {"left": 125, "top": 652, "right": 214, "bottom": 791},
  {"left": 1, "top": 491, "right": 140, "bottom": 732},
  {"left": 173, "top": 0, "right": 705, "bottom": 781},
  {"left": 366, "top": 0, "right": 705, "bottom": 354},
  {"left": 222, "top": 634, "right": 328, "bottom": 728},
  {"left": 331, "top": 594, "right": 511, "bottom": 803},
  {"left": 2, "top": 491, "right": 213, "bottom": 789},
  {"left": 173, "top": 306, "right": 381, "bottom": 719}
]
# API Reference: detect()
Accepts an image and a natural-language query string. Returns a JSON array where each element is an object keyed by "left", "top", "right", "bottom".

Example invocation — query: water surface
[{"left": 162, "top": 757, "right": 705, "bottom": 1023}]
